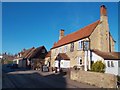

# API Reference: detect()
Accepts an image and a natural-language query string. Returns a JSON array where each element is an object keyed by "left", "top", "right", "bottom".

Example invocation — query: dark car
[{"left": 11, "top": 64, "right": 18, "bottom": 69}]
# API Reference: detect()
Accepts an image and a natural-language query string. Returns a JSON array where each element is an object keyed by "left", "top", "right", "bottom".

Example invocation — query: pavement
[{"left": 2, "top": 64, "right": 98, "bottom": 88}]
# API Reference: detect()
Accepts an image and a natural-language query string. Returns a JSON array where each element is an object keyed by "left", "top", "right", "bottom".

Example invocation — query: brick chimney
[
  {"left": 59, "top": 29, "right": 64, "bottom": 40},
  {"left": 100, "top": 5, "right": 107, "bottom": 16}
]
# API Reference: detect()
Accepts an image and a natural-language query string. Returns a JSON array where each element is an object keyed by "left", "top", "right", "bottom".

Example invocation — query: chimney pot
[
  {"left": 59, "top": 29, "right": 65, "bottom": 40},
  {"left": 100, "top": 5, "right": 107, "bottom": 16}
]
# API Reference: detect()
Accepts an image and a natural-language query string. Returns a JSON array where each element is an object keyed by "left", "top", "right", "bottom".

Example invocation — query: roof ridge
[{"left": 60, "top": 20, "right": 100, "bottom": 40}]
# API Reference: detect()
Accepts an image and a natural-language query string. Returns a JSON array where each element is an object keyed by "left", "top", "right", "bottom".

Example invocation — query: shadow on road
[{"left": 2, "top": 64, "right": 67, "bottom": 89}]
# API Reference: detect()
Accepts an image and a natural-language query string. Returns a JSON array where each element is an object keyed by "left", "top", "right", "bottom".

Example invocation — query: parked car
[{"left": 10, "top": 64, "right": 18, "bottom": 69}]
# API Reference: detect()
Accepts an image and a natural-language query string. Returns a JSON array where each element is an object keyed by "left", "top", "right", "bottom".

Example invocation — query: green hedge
[{"left": 91, "top": 61, "right": 105, "bottom": 73}]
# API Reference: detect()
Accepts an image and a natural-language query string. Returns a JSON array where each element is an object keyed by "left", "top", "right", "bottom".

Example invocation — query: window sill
[{"left": 77, "top": 49, "right": 83, "bottom": 51}]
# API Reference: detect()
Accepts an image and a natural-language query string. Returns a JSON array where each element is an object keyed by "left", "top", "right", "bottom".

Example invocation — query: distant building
[{"left": 13, "top": 46, "right": 47, "bottom": 69}]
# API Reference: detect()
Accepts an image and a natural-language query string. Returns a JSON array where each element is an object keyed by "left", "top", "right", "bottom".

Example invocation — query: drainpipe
[
  {"left": 84, "top": 50, "right": 87, "bottom": 71},
  {"left": 88, "top": 37, "right": 91, "bottom": 70}
]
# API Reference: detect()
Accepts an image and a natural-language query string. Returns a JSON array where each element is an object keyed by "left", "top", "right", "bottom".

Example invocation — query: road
[{"left": 2, "top": 64, "right": 98, "bottom": 88}]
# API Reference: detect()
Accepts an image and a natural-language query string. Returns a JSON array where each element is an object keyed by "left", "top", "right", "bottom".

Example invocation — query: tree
[{"left": 91, "top": 61, "right": 105, "bottom": 73}]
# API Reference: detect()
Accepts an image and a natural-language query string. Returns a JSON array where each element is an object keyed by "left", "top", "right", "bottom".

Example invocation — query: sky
[{"left": 2, "top": 2, "right": 119, "bottom": 54}]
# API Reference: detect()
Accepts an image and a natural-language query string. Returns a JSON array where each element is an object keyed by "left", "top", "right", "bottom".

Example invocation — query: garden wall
[{"left": 70, "top": 69, "right": 117, "bottom": 88}]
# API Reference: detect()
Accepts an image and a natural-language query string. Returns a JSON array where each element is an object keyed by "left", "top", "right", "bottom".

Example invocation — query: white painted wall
[
  {"left": 91, "top": 52, "right": 104, "bottom": 62},
  {"left": 54, "top": 60, "right": 70, "bottom": 68},
  {"left": 13, "top": 59, "right": 19, "bottom": 64},
  {"left": 105, "top": 60, "right": 120, "bottom": 76},
  {"left": 54, "top": 60, "right": 58, "bottom": 67},
  {"left": 90, "top": 51, "right": 120, "bottom": 76},
  {"left": 60, "top": 60, "right": 70, "bottom": 68},
  {"left": 84, "top": 50, "right": 104, "bottom": 71}
]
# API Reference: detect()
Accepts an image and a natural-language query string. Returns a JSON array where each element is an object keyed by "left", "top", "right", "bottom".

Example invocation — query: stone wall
[{"left": 70, "top": 69, "right": 117, "bottom": 88}]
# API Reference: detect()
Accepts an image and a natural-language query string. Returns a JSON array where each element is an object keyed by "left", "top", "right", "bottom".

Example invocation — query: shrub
[{"left": 91, "top": 61, "right": 105, "bottom": 73}]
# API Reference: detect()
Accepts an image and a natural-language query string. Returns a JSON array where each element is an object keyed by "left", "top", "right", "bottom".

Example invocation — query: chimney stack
[
  {"left": 100, "top": 5, "right": 107, "bottom": 16},
  {"left": 59, "top": 29, "right": 64, "bottom": 40}
]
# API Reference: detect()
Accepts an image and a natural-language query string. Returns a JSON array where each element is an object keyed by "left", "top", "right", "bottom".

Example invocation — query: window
[
  {"left": 64, "top": 45, "right": 67, "bottom": 53},
  {"left": 77, "top": 57, "right": 82, "bottom": 65},
  {"left": 55, "top": 49, "right": 57, "bottom": 55},
  {"left": 59, "top": 48, "right": 62, "bottom": 53},
  {"left": 107, "top": 61, "right": 110, "bottom": 67},
  {"left": 70, "top": 42, "right": 74, "bottom": 52},
  {"left": 83, "top": 41, "right": 89, "bottom": 51},
  {"left": 118, "top": 61, "right": 120, "bottom": 67},
  {"left": 111, "top": 61, "right": 114, "bottom": 67},
  {"left": 80, "top": 58, "right": 82, "bottom": 65},
  {"left": 78, "top": 40, "right": 83, "bottom": 50},
  {"left": 56, "top": 49, "right": 58, "bottom": 55}
]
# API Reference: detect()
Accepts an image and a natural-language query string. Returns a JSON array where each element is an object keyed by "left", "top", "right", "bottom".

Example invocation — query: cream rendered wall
[
  {"left": 100, "top": 16, "right": 110, "bottom": 52},
  {"left": 89, "top": 23, "right": 101, "bottom": 51},
  {"left": 90, "top": 15, "right": 112, "bottom": 52}
]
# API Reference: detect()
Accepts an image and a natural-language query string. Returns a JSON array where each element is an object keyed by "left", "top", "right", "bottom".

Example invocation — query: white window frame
[
  {"left": 70, "top": 42, "right": 74, "bottom": 52},
  {"left": 59, "top": 48, "right": 62, "bottom": 53},
  {"left": 111, "top": 61, "right": 114, "bottom": 67},
  {"left": 78, "top": 40, "right": 83, "bottom": 50},
  {"left": 64, "top": 45, "right": 67, "bottom": 53},
  {"left": 107, "top": 61, "right": 110, "bottom": 67},
  {"left": 83, "top": 41, "right": 89, "bottom": 51},
  {"left": 56, "top": 49, "right": 58, "bottom": 55},
  {"left": 77, "top": 57, "right": 82, "bottom": 66}
]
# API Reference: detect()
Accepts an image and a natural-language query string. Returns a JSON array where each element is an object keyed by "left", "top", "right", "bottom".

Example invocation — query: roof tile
[{"left": 52, "top": 20, "right": 100, "bottom": 49}]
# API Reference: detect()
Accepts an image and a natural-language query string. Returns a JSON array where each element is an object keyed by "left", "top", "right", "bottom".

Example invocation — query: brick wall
[{"left": 70, "top": 69, "right": 117, "bottom": 88}]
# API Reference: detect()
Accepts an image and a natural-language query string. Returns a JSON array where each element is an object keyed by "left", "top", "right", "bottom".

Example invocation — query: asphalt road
[{"left": 2, "top": 64, "right": 98, "bottom": 88}]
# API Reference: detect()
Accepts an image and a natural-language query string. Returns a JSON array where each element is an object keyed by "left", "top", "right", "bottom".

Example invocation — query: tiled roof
[
  {"left": 22, "top": 47, "right": 35, "bottom": 58},
  {"left": 27, "top": 46, "right": 47, "bottom": 59},
  {"left": 25, "top": 48, "right": 36, "bottom": 58},
  {"left": 45, "top": 51, "right": 51, "bottom": 57},
  {"left": 91, "top": 49, "right": 120, "bottom": 60},
  {"left": 55, "top": 53, "right": 70, "bottom": 60},
  {"left": 51, "top": 20, "right": 100, "bottom": 49}
]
